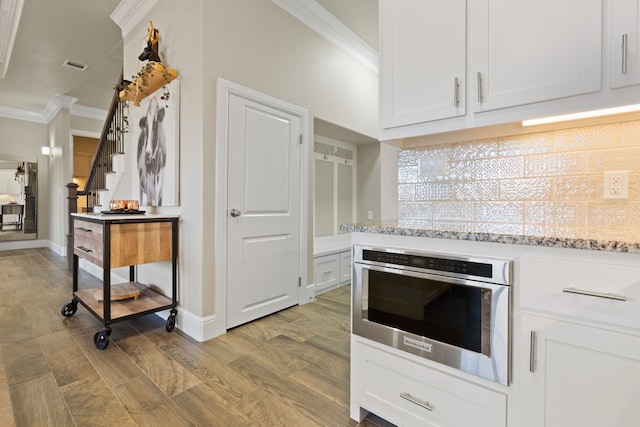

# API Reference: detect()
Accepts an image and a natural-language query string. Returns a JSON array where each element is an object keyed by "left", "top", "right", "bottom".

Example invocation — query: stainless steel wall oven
[{"left": 353, "top": 245, "right": 512, "bottom": 385}]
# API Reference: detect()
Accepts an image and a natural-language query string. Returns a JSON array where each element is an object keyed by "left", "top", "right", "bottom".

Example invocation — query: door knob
[{"left": 230, "top": 208, "right": 242, "bottom": 217}]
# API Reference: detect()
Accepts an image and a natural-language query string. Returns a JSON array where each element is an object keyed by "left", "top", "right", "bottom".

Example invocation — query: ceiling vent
[{"left": 62, "top": 59, "right": 88, "bottom": 71}]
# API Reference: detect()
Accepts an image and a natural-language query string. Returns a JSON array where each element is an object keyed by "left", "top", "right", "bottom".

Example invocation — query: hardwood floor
[{"left": 0, "top": 248, "right": 395, "bottom": 426}]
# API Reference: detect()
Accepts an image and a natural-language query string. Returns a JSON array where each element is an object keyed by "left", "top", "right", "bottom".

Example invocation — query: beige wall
[
  {"left": 116, "top": 0, "right": 377, "bottom": 334},
  {"left": 398, "top": 119, "right": 640, "bottom": 242}
]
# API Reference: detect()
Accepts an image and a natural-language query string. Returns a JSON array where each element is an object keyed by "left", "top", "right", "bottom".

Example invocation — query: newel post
[{"left": 66, "top": 183, "right": 79, "bottom": 269}]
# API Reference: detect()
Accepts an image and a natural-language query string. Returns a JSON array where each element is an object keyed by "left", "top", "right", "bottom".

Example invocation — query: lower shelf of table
[{"left": 74, "top": 282, "right": 173, "bottom": 321}]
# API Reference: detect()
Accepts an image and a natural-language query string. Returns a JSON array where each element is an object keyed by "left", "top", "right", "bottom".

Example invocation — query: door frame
[{"left": 214, "top": 78, "right": 309, "bottom": 332}]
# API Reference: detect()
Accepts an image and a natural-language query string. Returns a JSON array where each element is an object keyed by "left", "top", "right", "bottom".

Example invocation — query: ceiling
[
  {"left": 0, "top": 0, "right": 122, "bottom": 118},
  {"left": 0, "top": 0, "right": 377, "bottom": 127}
]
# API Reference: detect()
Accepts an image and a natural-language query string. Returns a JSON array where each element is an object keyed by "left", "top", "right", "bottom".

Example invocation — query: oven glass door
[{"left": 365, "top": 268, "right": 492, "bottom": 356}]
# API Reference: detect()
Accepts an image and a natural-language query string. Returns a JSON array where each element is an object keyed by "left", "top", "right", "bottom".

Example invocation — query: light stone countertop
[{"left": 340, "top": 221, "right": 640, "bottom": 254}]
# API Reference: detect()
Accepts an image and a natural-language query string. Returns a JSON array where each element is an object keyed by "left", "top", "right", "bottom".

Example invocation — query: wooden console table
[{"left": 62, "top": 213, "right": 179, "bottom": 349}]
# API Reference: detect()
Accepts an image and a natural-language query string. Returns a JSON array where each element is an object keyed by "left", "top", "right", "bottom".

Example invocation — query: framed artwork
[{"left": 130, "top": 78, "right": 180, "bottom": 207}]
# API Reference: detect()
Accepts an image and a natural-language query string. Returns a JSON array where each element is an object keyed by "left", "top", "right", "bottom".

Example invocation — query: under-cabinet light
[{"left": 522, "top": 104, "right": 640, "bottom": 126}]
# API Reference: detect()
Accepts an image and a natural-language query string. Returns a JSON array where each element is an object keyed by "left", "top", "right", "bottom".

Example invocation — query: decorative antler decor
[{"left": 119, "top": 21, "right": 178, "bottom": 107}]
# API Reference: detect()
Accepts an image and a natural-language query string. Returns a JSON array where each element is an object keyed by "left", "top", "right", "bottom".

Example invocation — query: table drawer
[
  {"left": 74, "top": 219, "right": 103, "bottom": 240},
  {"left": 520, "top": 256, "right": 640, "bottom": 329},
  {"left": 354, "top": 341, "right": 506, "bottom": 427},
  {"left": 73, "top": 219, "right": 103, "bottom": 266}
]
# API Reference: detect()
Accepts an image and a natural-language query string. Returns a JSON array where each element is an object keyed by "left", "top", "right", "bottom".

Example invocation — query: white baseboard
[
  {"left": 47, "top": 240, "right": 66, "bottom": 256},
  {"left": 172, "top": 308, "right": 226, "bottom": 342},
  {"left": 0, "top": 239, "right": 49, "bottom": 252}
]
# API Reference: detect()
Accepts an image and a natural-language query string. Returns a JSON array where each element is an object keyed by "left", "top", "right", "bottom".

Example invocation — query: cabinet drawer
[
  {"left": 520, "top": 256, "right": 640, "bottom": 329},
  {"left": 314, "top": 254, "right": 339, "bottom": 294},
  {"left": 354, "top": 341, "right": 506, "bottom": 427}
]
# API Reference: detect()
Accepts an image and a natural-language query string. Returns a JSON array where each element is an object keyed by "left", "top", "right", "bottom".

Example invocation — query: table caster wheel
[
  {"left": 94, "top": 330, "right": 110, "bottom": 350},
  {"left": 61, "top": 300, "right": 78, "bottom": 317},
  {"left": 166, "top": 309, "right": 177, "bottom": 332}
]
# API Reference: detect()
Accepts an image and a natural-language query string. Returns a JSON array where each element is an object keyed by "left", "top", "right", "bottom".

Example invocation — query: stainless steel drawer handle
[
  {"left": 76, "top": 246, "right": 93, "bottom": 254},
  {"left": 562, "top": 287, "right": 628, "bottom": 302},
  {"left": 529, "top": 330, "right": 537, "bottom": 373},
  {"left": 453, "top": 77, "right": 460, "bottom": 107},
  {"left": 77, "top": 227, "right": 92, "bottom": 233},
  {"left": 622, "top": 33, "right": 628, "bottom": 74},
  {"left": 399, "top": 392, "right": 434, "bottom": 411}
]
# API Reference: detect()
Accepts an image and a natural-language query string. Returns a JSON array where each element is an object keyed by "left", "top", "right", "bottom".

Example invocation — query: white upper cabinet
[
  {"left": 469, "top": 0, "right": 602, "bottom": 112},
  {"left": 610, "top": 0, "right": 640, "bottom": 88},
  {"left": 379, "top": 0, "right": 611, "bottom": 140},
  {"left": 380, "top": 0, "right": 466, "bottom": 129}
]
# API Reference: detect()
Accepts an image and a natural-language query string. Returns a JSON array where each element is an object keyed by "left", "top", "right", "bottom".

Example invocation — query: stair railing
[{"left": 78, "top": 71, "right": 128, "bottom": 211}]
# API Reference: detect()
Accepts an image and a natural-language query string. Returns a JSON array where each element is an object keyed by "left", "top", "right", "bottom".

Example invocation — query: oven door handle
[{"left": 400, "top": 392, "right": 434, "bottom": 411}]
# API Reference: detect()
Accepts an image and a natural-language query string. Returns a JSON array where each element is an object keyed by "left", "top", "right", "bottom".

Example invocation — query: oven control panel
[{"left": 354, "top": 245, "right": 511, "bottom": 285}]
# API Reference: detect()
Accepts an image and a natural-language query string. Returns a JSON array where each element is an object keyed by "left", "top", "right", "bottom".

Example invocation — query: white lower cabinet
[
  {"left": 352, "top": 339, "right": 507, "bottom": 427},
  {"left": 314, "top": 249, "right": 351, "bottom": 296},
  {"left": 517, "top": 314, "right": 640, "bottom": 427}
]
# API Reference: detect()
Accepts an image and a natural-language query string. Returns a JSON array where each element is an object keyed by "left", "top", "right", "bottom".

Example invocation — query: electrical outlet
[
  {"left": 603, "top": 171, "right": 629, "bottom": 199},
  {"left": 367, "top": 211, "right": 374, "bottom": 220}
]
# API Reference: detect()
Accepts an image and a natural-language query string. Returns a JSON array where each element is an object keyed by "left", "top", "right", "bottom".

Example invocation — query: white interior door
[{"left": 226, "top": 92, "right": 302, "bottom": 328}]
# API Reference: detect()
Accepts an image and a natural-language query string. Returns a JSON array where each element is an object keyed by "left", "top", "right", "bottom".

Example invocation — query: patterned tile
[
  {"left": 525, "top": 152, "right": 586, "bottom": 177},
  {"left": 449, "top": 140, "right": 498, "bottom": 161},
  {"left": 524, "top": 224, "right": 587, "bottom": 239},
  {"left": 474, "top": 157, "right": 524, "bottom": 180},
  {"left": 397, "top": 150, "right": 419, "bottom": 167},
  {"left": 398, "top": 184, "right": 416, "bottom": 201},
  {"left": 474, "top": 222, "right": 524, "bottom": 235},
  {"left": 398, "top": 201, "right": 432, "bottom": 220},
  {"left": 397, "top": 119, "right": 640, "bottom": 239},
  {"left": 446, "top": 160, "right": 475, "bottom": 181},
  {"left": 586, "top": 201, "right": 640, "bottom": 227},
  {"left": 453, "top": 181, "right": 499, "bottom": 201},
  {"left": 398, "top": 166, "right": 418, "bottom": 184},
  {"left": 585, "top": 147, "right": 640, "bottom": 174},
  {"left": 524, "top": 202, "right": 586, "bottom": 225},
  {"left": 553, "top": 123, "right": 620, "bottom": 151},
  {"left": 553, "top": 176, "right": 602, "bottom": 201},
  {"left": 432, "top": 202, "right": 474, "bottom": 221},
  {"left": 585, "top": 226, "right": 640, "bottom": 243},
  {"left": 415, "top": 183, "right": 452, "bottom": 201},
  {"left": 475, "top": 202, "right": 524, "bottom": 223},
  {"left": 500, "top": 178, "right": 552, "bottom": 201},
  {"left": 498, "top": 132, "right": 554, "bottom": 156},
  {"left": 619, "top": 120, "right": 640, "bottom": 147}
]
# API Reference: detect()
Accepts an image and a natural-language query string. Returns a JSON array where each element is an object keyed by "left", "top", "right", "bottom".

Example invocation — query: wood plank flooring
[{"left": 0, "top": 248, "right": 396, "bottom": 426}]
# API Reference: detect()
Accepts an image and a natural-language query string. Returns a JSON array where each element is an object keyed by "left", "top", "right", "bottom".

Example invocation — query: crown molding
[
  {"left": 71, "top": 104, "right": 108, "bottom": 121},
  {"left": 271, "top": 0, "right": 378, "bottom": 73},
  {"left": 0, "top": 105, "right": 46, "bottom": 123},
  {"left": 0, "top": 0, "right": 24, "bottom": 78},
  {"left": 111, "top": 0, "right": 160, "bottom": 37},
  {"left": 42, "top": 95, "right": 78, "bottom": 122},
  {"left": 0, "top": 96, "right": 106, "bottom": 124}
]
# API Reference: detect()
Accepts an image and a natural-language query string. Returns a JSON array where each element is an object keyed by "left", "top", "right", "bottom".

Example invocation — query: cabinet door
[
  {"left": 380, "top": 0, "right": 466, "bottom": 128},
  {"left": 339, "top": 250, "right": 351, "bottom": 284},
  {"left": 469, "top": 0, "right": 602, "bottom": 112},
  {"left": 610, "top": 0, "right": 640, "bottom": 88},
  {"left": 519, "top": 314, "right": 640, "bottom": 427}
]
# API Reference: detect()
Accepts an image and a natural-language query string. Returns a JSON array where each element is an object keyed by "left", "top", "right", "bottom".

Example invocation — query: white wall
[{"left": 115, "top": 0, "right": 378, "bottom": 341}]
